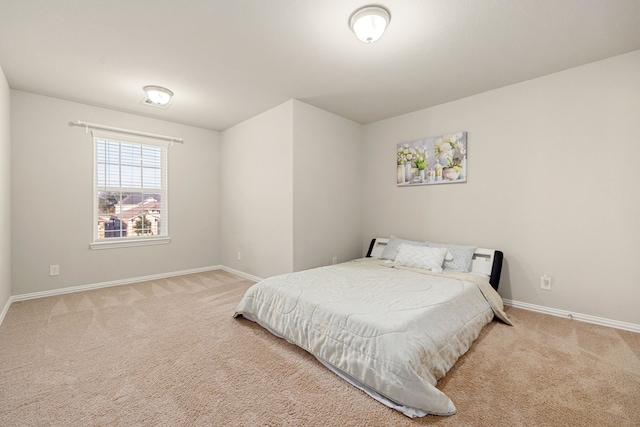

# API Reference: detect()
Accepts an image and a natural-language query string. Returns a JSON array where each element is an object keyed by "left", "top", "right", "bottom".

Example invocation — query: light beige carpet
[{"left": 0, "top": 270, "right": 638, "bottom": 426}]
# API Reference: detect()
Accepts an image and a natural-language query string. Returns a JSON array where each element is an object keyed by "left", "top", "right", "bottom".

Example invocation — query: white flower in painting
[
  {"left": 456, "top": 140, "right": 466, "bottom": 155},
  {"left": 434, "top": 138, "right": 453, "bottom": 158},
  {"left": 414, "top": 147, "right": 427, "bottom": 170}
]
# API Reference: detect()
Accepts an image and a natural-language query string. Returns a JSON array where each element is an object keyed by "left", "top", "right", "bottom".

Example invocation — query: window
[{"left": 91, "top": 131, "right": 170, "bottom": 249}]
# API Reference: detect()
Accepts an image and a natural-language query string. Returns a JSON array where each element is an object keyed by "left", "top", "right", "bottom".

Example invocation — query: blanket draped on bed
[{"left": 234, "top": 258, "right": 511, "bottom": 416}]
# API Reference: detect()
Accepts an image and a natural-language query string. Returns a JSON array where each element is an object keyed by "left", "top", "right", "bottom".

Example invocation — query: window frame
[{"left": 90, "top": 130, "right": 171, "bottom": 250}]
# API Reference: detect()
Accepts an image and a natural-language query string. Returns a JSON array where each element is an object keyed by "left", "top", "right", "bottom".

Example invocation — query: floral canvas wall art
[{"left": 397, "top": 131, "right": 467, "bottom": 186}]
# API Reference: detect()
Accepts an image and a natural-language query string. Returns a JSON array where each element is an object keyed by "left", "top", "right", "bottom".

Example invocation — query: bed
[{"left": 233, "top": 237, "right": 511, "bottom": 417}]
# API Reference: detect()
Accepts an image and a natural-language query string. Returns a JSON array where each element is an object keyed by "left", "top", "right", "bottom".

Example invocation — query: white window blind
[{"left": 91, "top": 130, "right": 170, "bottom": 249}]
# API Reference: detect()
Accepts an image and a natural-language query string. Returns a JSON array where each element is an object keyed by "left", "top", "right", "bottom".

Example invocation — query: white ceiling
[{"left": 1, "top": 0, "right": 639, "bottom": 131}]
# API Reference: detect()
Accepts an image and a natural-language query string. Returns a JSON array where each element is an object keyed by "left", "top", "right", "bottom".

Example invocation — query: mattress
[{"left": 234, "top": 257, "right": 508, "bottom": 416}]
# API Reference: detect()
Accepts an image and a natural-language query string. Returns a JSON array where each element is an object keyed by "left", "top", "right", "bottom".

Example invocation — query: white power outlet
[
  {"left": 49, "top": 265, "right": 60, "bottom": 276},
  {"left": 332, "top": 256, "right": 338, "bottom": 265},
  {"left": 540, "top": 274, "right": 551, "bottom": 290},
  {"left": 237, "top": 251, "right": 242, "bottom": 261}
]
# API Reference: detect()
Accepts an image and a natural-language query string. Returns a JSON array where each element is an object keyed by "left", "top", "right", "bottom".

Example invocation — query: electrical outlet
[
  {"left": 332, "top": 256, "right": 338, "bottom": 265},
  {"left": 237, "top": 251, "right": 242, "bottom": 261},
  {"left": 49, "top": 265, "right": 60, "bottom": 276},
  {"left": 540, "top": 274, "right": 551, "bottom": 290}
]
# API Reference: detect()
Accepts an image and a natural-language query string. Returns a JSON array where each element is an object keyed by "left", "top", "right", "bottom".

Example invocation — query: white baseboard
[
  {"left": 503, "top": 299, "right": 640, "bottom": 333},
  {"left": 9, "top": 265, "right": 224, "bottom": 303},
  {"left": 0, "top": 296, "right": 11, "bottom": 326},
  {"left": 219, "top": 266, "right": 263, "bottom": 283}
]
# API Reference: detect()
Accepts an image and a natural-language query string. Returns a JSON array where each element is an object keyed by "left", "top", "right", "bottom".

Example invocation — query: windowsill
[{"left": 89, "top": 236, "right": 171, "bottom": 250}]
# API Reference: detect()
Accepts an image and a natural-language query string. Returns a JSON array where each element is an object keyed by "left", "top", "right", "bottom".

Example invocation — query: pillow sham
[
  {"left": 394, "top": 244, "right": 448, "bottom": 272},
  {"left": 380, "top": 235, "right": 426, "bottom": 260},
  {"left": 426, "top": 242, "right": 476, "bottom": 272}
]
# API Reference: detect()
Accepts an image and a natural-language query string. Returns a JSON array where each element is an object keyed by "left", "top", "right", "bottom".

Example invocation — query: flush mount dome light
[
  {"left": 143, "top": 85, "right": 173, "bottom": 105},
  {"left": 349, "top": 5, "right": 390, "bottom": 43}
]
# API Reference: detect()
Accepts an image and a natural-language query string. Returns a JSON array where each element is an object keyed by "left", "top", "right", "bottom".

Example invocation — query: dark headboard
[{"left": 365, "top": 238, "right": 504, "bottom": 291}]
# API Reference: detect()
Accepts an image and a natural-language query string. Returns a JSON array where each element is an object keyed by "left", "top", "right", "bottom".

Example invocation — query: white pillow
[
  {"left": 394, "top": 244, "right": 448, "bottom": 273},
  {"left": 426, "top": 242, "right": 476, "bottom": 272},
  {"left": 380, "top": 236, "right": 426, "bottom": 260}
]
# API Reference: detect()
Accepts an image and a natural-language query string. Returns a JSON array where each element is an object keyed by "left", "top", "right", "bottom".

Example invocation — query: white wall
[
  {"left": 362, "top": 50, "right": 640, "bottom": 325},
  {"left": 292, "top": 100, "right": 363, "bottom": 270},
  {"left": 10, "top": 91, "right": 221, "bottom": 295},
  {"left": 220, "top": 100, "right": 363, "bottom": 279},
  {"left": 220, "top": 101, "right": 294, "bottom": 278},
  {"left": 0, "top": 66, "right": 10, "bottom": 312}
]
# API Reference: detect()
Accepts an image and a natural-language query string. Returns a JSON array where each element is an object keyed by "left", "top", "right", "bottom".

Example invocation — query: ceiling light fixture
[
  {"left": 349, "top": 5, "right": 390, "bottom": 43},
  {"left": 143, "top": 85, "right": 173, "bottom": 106}
]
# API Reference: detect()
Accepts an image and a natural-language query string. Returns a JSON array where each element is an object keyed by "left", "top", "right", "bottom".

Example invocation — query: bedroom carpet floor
[{"left": 0, "top": 269, "right": 638, "bottom": 426}]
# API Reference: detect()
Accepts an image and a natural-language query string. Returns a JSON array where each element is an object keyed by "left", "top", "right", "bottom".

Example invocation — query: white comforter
[{"left": 234, "top": 258, "right": 508, "bottom": 416}]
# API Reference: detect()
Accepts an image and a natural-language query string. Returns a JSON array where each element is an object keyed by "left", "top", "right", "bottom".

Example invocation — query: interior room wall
[
  {"left": 0, "top": 66, "right": 10, "bottom": 313},
  {"left": 220, "top": 101, "right": 295, "bottom": 279},
  {"left": 220, "top": 99, "right": 364, "bottom": 279},
  {"left": 361, "top": 50, "right": 640, "bottom": 326},
  {"left": 10, "top": 91, "right": 221, "bottom": 295},
  {"left": 291, "top": 100, "right": 363, "bottom": 271}
]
